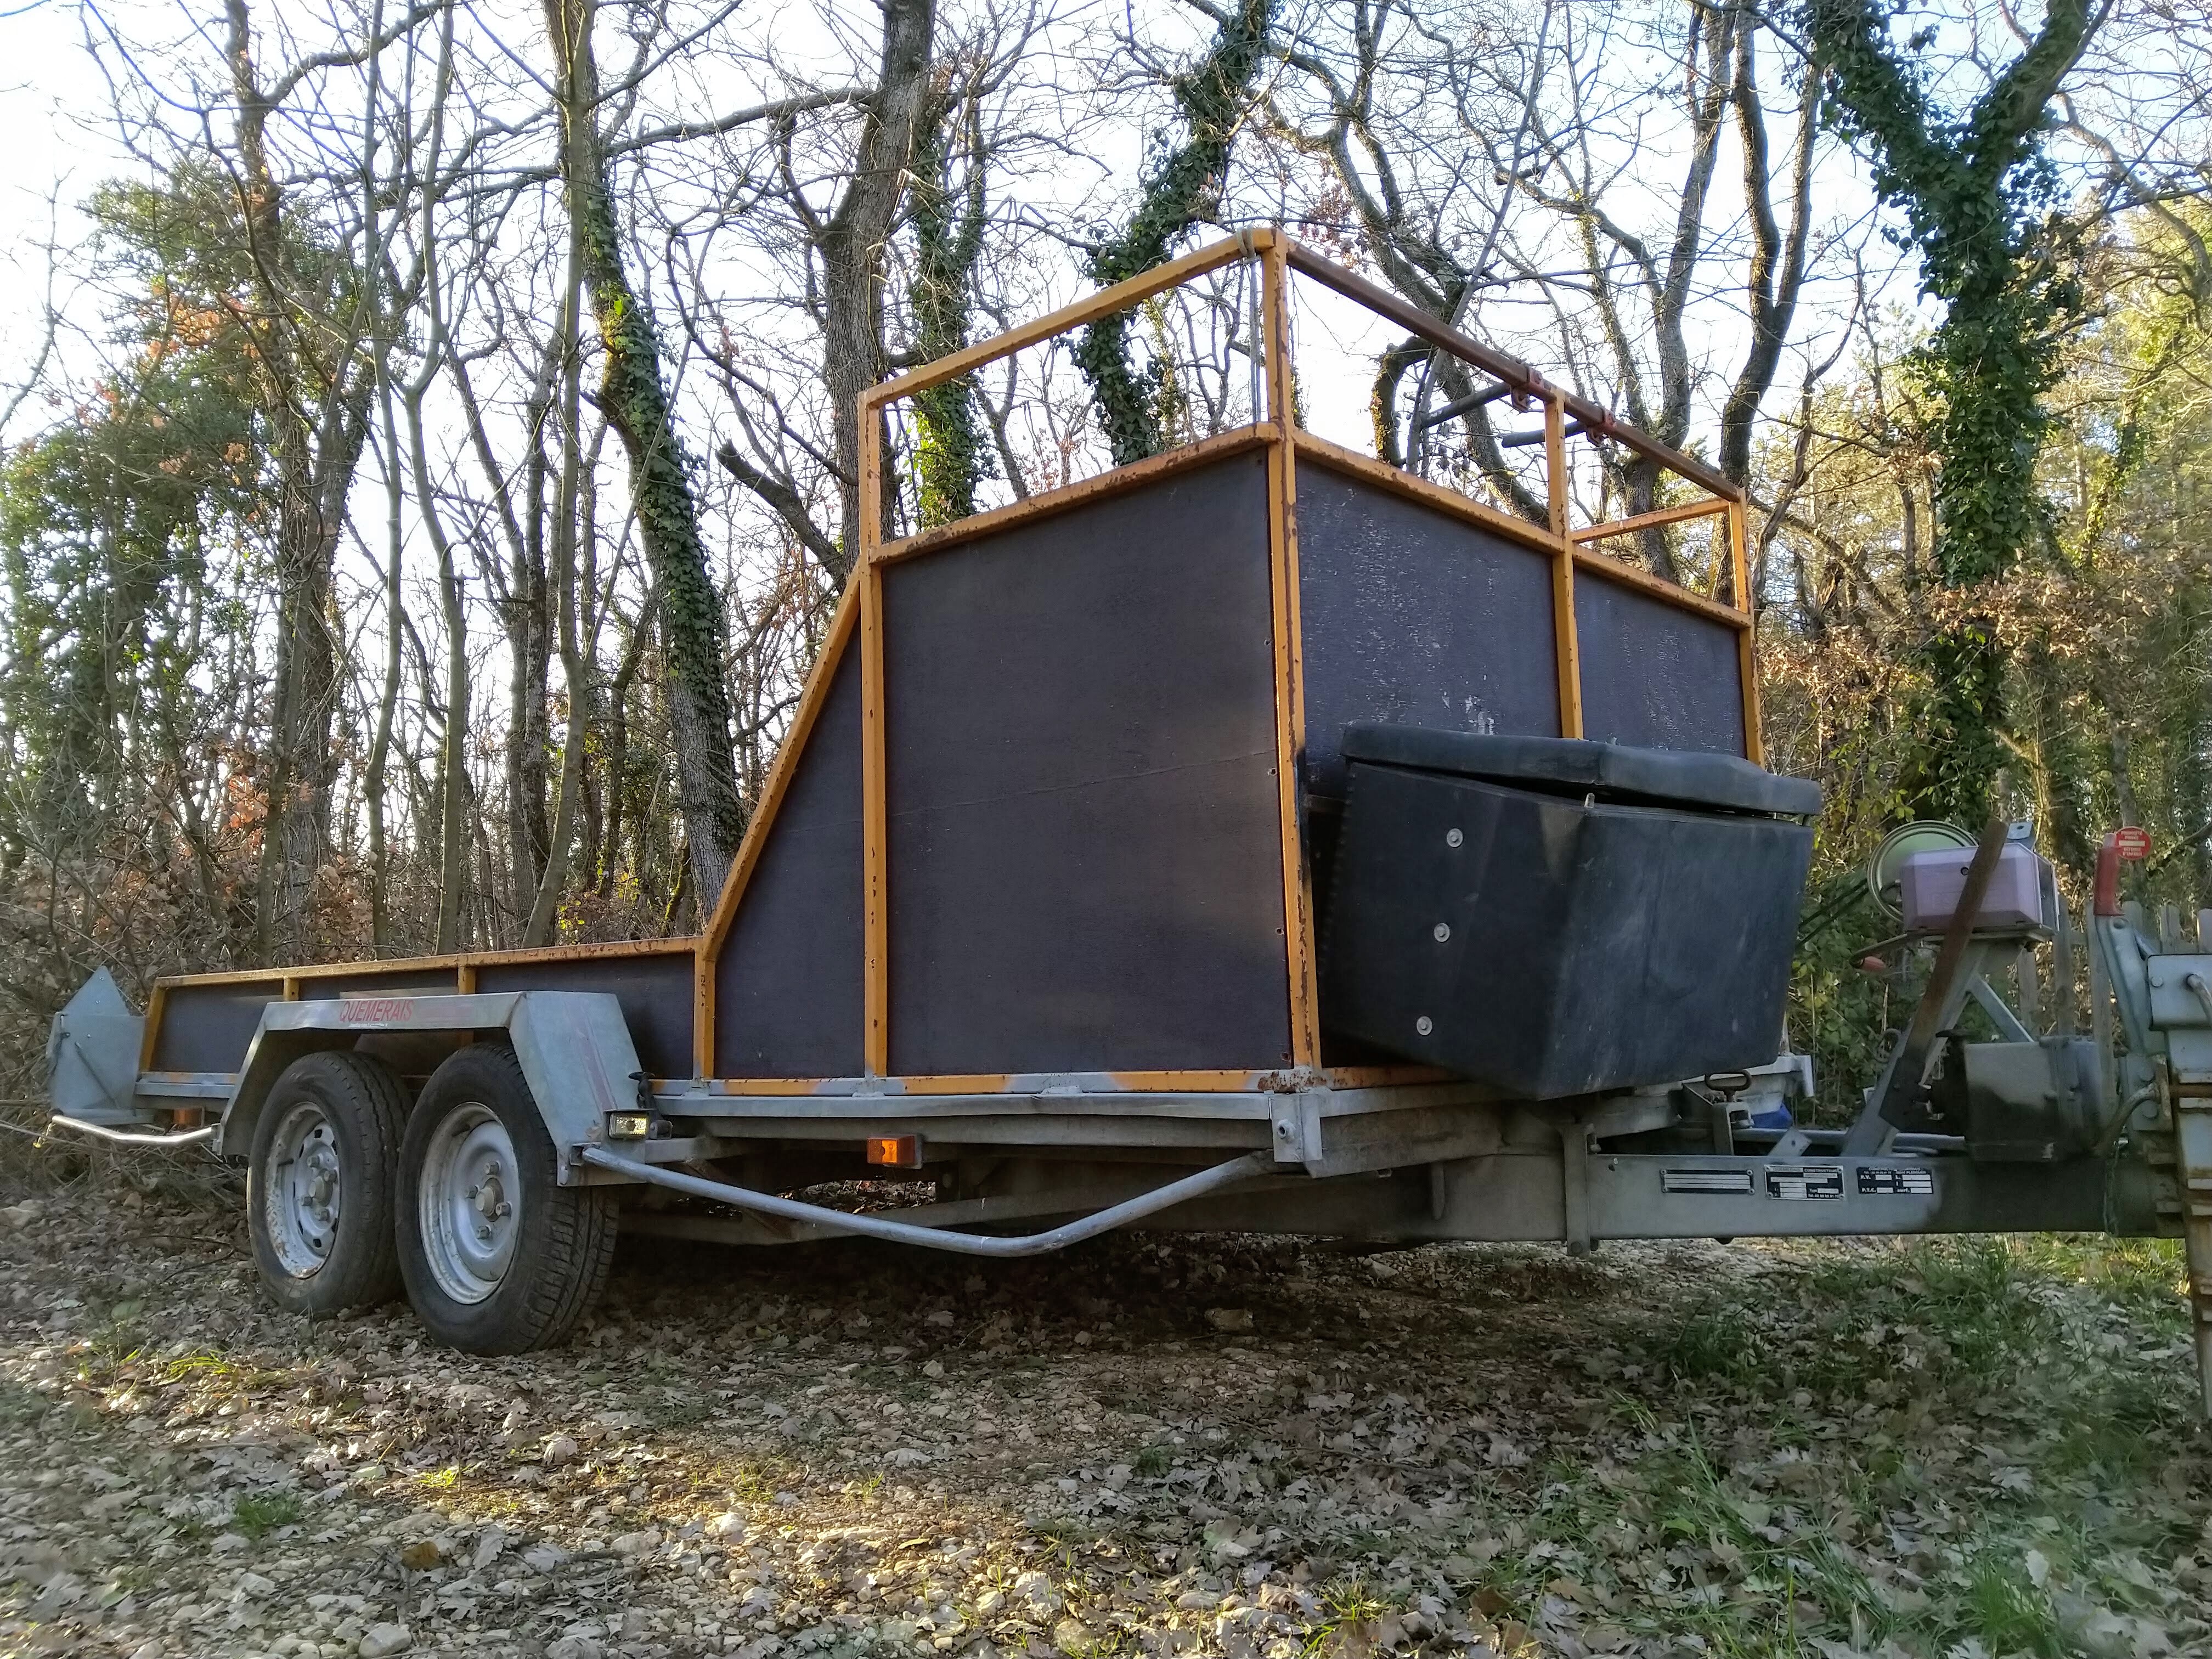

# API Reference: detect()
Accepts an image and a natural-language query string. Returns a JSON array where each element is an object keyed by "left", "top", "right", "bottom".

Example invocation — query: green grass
[
  {"left": 1132, "top": 1441, "right": 1174, "bottom": 1478},
  {"left": 162, "top": 1349, "right": 288, "bottom": 1390},
  {"left": 1299, "top": 1580, "right": 1397, "bottom": 1657},
  {"left": 1639, "top": 1237, "right": 2117, "bottom": 1403},
  {"left": 231, "top": 1491, "right": 303, "bottom": 1539},
  {"left": 648, "top": 1391, "right": 719, "bottom": 1431},
  {"left": 2049, "top": 1366, "right": 2178, "bottom": 1479},
  {"left": 1657, "top": 1304, "right": 1762, "bottom": 1383},
  {"left": 1444, "top": 1237, "right": 2211, "bottom": 1658},
  {"left": 726, "top": 1460, "right": 782, "bottom": 1504},
  {"left": 1958, "top": 1551, "right": 2064, "bottom": 1657},
  {"left": 2013, "top": 1234, "right": 2191, "bottom": 1327},
  {"left": 0, "top": 1378, "right": 44, "bottom": 1427}
]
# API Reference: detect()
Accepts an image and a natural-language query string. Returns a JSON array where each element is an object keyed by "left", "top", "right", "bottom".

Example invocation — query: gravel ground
[{"left": 2, "top": 1169, "right": 2209, "bottom": 1659}]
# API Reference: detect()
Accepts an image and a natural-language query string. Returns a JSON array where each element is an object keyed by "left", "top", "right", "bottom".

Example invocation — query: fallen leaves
[{"left": 0, "top": 1192, "right": 2202, "bottom": 1659}]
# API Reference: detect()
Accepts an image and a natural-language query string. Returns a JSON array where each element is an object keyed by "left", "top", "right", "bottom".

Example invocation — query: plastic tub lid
[{"left": 1339, "top": 722, "right": 1823, "bottom": 819}]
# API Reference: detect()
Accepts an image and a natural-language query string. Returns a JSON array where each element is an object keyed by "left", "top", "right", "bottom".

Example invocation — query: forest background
[{"left": 0, "top": 0, "right": 2207, "bottom": 1117}]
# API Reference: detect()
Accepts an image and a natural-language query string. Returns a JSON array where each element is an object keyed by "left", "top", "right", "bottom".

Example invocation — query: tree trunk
[
  {"left": 403, "top": 371, "right": 470, "bottom": 950},
  {"left": 543, "top": 0, "right": 744, "bottom": 909},
  {"left": 597, "top": 595, "right": 652, "bottom": 905},
  {"left": 821, "top": 0, "right": 938, "bottom": 566},
  {"left": 2024, "top": 637, "right": 2092, "bottom": 878},
  {"left": 508, "top": 360, "right": 555, "bottom": 927},
  {"left": 524, "top": 200, "right": 591, "bottom": 945},
  {"left": 1717, "top": 23, "right": 1819, "bottom": 486},
  {"left": 227, "top": 0, "right": 371, "bottom": 963},
  {"left": 366, "top": 354, "right": 406, "bottom": 955},
  {"left": 909, "top": 83, "right": 989, "bottom": 527},
  {"left": 1074, "top": 0, "right": 1273, "bottom": 467}
]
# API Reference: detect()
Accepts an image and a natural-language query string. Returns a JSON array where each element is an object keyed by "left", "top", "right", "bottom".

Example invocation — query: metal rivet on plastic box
[
  {"left": 1415, "top": 1015, "right": 1434, "bottom": 1036},
  {"left": 1445, "top": 828, "right": 1463, "bottom": 848},
  {"left": 1432, "top": 923, "right": 1451, "bottom": 943}
]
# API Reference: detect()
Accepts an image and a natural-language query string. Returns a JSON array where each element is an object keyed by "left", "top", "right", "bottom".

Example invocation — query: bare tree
[
  {"left": 695, "top": 0, "right": 940, "bottom": 579},
  {"left": 542, "top": 0, "right": 747, "bottom": 907},
  {"left": 1245, "top": 0, "right": 1829, "bottom": 580},
  {"left": 220, "top": 0, "right": 427, "bottom": 957}
]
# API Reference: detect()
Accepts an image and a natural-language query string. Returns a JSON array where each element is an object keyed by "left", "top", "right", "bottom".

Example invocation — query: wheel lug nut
[{"left": 494, "top": 1202, "right": 511, "bottom": 1219}]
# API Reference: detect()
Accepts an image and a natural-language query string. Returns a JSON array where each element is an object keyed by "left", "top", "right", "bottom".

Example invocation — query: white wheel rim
[
  {"left": 266, "top": 1101, "right": 343, "bottom": 1278},
  {"left": 420, "top": 1102, "right": 522, "bottom": 1304}
]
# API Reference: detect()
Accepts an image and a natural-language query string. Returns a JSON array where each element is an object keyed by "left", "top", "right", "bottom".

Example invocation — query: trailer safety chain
[{"left": 578, "top": 1146, "right": 1274, "bottom": 1259}]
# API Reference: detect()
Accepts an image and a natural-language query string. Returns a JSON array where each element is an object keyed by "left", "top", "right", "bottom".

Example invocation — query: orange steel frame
[{"left": 146, "top": 229, "right": 1761, "bottom": 1101}]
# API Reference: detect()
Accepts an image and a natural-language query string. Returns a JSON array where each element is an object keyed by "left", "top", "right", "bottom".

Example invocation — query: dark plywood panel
[
  {"left": 710, "top": 645, "right": 866, "bottom": 1079},
  {"left": 1294, "top": 461, "right": 1561, "bottom": 799},
  {"left": 152, "top": 984, "right": 275, "bottom": 1073},
  {"left": 885, "top": 452, "right": 1291, "bottom": 1076},
  {"left": 1573, "top": 569, "right": 1746, "bottom": 755},
  {"left": 476, "top": 955, "right": 695, "bottom": 1080}
]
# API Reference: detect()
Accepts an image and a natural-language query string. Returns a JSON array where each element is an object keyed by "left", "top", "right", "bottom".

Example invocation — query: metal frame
[
  {"left": 811, "top": 227, "right": 1760, "bottom": 1097},
  {"left": 630, "top": 1077, "right": 1505, "bottom": 1177},
  {"left": 48, "top": 1116, "right": 218, "bottom": 1147},
  {"left": 582, "top": 1145, "right": 1274, "bottom": 1257},
  {"left": 61, "top": 915, "right": 2187, "bottom": 1302},
  {"left": 126, "top": 227, "right": 1765, "bottom": 1113}
]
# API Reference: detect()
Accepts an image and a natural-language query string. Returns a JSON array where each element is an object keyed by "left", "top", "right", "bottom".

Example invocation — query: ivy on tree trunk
[
  {"left": 910, "top": 88, "right": 992, "bottom": 527},
  {"left": 543, "top": 0, "right": 744, "bottom": 912},
  {"left": 1803, "top": 0, "right": 2101, "bottom": 826},
  {"left": 1075, "top": 0, "right": 1275, "bottom": 467}
]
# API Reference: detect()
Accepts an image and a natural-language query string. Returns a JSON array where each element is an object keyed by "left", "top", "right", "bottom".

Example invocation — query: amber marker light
[{"left": 866, "top": 1134, "right": 923, "bottom": 1169}]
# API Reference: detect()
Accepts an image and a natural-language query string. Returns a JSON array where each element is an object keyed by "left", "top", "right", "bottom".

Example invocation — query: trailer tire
[
  {"left": 247, "top": 1051, "right": 408, "bottom": 1318},
  {"left": 396, "top": 1043, "right": 613, "bottom": 1355}
]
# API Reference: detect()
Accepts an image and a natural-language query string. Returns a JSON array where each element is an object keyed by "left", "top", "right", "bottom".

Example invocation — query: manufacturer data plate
[
  {"left": 1857, "top": 1165, "right": 1937, "bottom": 1197},
  {"left": 1766, "top": 1164, "right": 1844, "bottom": 1200},
  {"left": 1662, "top": 1168, "right": 1755, "bottom": 1195}
]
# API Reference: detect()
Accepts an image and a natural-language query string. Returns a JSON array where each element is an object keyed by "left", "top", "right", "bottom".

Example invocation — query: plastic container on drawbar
[
  {"left": 1897, "top": 843, "right": 2051, "bottom": 935},
  {"left": 1319, "top": 724, "right": 1821, "bottom": 1099}
]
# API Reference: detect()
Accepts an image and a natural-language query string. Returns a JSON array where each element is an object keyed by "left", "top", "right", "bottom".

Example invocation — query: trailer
[{"left": 41, "top": 231, "right": 2212, "bottom": 1403}]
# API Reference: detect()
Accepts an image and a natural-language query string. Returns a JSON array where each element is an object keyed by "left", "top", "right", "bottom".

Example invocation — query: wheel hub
[
  {"left": 266, "top": 1103, "right": 344, "bottom": 1278},
  {"left": 420, "top": 1103, "right": 521, "bottom": 1305}
]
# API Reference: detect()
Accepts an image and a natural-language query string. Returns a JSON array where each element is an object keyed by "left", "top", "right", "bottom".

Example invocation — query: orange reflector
[{"left": 866, "top": 1134, "right": 923, "bottom": 1169}]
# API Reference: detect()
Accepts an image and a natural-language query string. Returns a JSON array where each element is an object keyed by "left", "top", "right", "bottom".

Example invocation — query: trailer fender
[
  {"left": 219, "top": 991, "right": 645, "bottom": 1180},
  {"left": 47, "top": 969, "right": 150, "bottom": 1128}
]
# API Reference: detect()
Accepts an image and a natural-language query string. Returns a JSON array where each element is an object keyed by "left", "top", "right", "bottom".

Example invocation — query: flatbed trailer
[{"left": 42, "top": 232, "right": 2212, "bottom": 1403}]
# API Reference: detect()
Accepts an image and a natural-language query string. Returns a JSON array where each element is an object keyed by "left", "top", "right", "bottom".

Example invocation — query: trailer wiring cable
[
  {"left": 577, "top": 1145, "right": 1274, "bottom": 1259},
  {"left": 2096, "top": 1079, "right": 2163, "bottom": 1158}
]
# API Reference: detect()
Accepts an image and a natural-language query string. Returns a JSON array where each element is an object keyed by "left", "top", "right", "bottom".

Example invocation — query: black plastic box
[{"left": 1319, "top": 724, "right": 1819, "bottom": 1098}]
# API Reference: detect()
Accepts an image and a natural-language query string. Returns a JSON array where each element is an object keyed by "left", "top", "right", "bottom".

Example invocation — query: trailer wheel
[
  {"left": 247, "top": 1051, "right": 408, "bottom": 1318},
  {"left": 396, "top": 1043, "right": 613, "bottom": 1355}
]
